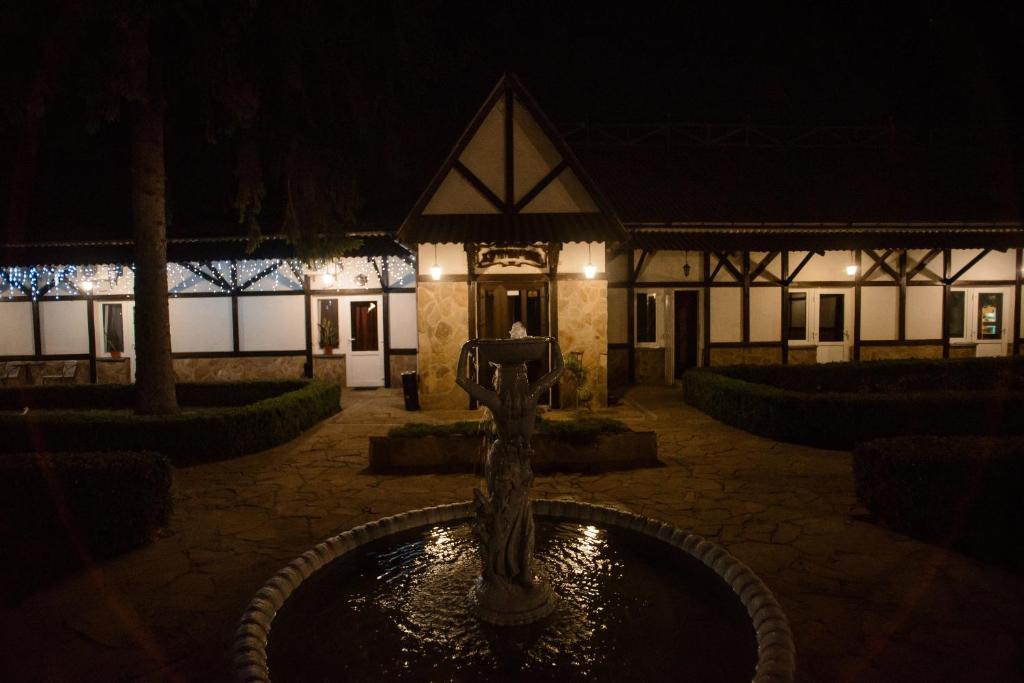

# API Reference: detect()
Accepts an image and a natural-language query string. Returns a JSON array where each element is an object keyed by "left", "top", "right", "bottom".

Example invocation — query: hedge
[
  {"left": 853, "top": 436, "right": 1024, "bottom": 571},
  {"left": 388, "top": 415, "right": 631, "bottom": 444},
  {"left": 682, "top": 366, "right": 1024, "bottom": 449},
  {"left": 0, "top": 451, "right": 172, "bottom": 586},
  {"left": 0, "top": 380, "right": 341, "bottom": 463},
  {"left": 0, "top": 379, "right": 310, "bottom": 411},
  {"left": 711, "top": 356, "right": 1024, "bottom": 394}
]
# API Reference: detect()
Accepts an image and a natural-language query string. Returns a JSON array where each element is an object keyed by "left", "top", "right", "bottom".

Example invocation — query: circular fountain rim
[{"left": 232, "top": 499, "right": 796, "bottom": 683}]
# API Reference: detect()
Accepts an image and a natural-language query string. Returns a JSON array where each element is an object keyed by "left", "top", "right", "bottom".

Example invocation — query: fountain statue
[
  {"left": 233, "top": 326, "right": 795, "bottom": 683},
  {"left": 454, "top": 323, "right": 563, "bottom": 624}
]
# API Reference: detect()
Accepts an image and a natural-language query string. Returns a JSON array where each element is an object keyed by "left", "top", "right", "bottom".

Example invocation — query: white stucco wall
[
  {"left": 906, "top": 286, "right": 943, "bottom": 339},
  {"left": 749, "top": 287, "right": 781, "bottom": 342},
  {"left": 39, "top": 300, "right": 88, "bottom": 355},
  {"left": 607, "top": 287, "right": 628, "bottom": 344},
  {"left": 169, "top": 297, "right": 233, "bottom": 352},
  {"left": 791, "top": 251, "right": 858, "bottom": 283},
  {"left": 710, "top": 287, "right": 742, "bottom": 342},
  {"left": 0, "top": 302, "right": 35, "bottom": 355},
  {"left": 389, "top": 292, "right": 419, "bottom": 349},
  {"left": 861, "top": 287, "right": 899, "bottom": 340},
  {"left": 238, "top": 295, "right": 305, "bottom": 351}
]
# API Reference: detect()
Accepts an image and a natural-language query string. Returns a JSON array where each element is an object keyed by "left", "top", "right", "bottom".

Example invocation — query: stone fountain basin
[
  {"left": 472, "top": 337, "right": 552, "bottom": 363},
  {"left": 233, "top": 500, "right": 795, "bottom": 683}
]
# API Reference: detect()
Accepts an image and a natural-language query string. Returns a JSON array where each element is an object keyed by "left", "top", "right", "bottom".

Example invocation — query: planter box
[{"left": 369, "top": 431, "right": 659, "bottom": 474}]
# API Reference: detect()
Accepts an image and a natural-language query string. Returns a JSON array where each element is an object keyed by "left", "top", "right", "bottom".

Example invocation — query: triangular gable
[{"left": 400, "top": 73, "right": 626, "bottom": 244}]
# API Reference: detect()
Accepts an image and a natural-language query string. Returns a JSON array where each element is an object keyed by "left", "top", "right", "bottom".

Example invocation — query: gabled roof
[{"left": 397, "top": 73, "right": 627, "bottom": 245}]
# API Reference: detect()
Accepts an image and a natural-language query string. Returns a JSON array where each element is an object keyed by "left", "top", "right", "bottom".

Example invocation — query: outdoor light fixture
[
  {"left": 845, "top": 254, "right": 858, "bottom": 276},
  {"left": 80, "top": 279, "right": 94, "bottom": 293},
  {"left": 584, "top": 243, "right": 597, "bottom": 279},
  {"left": 683, "top": 251, "right": 691, "bottom": 278},
  {"left": 320, "top": 271, "right": 336, "bottom": 287},
  {"left": 430, "top": 244, "right": 442, "bottom": 280}
]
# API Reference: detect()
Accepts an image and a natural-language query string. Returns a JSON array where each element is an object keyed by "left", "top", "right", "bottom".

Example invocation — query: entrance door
[
  {"left": 673, "top": 291, "right": 699, "bottom": 378},
  {"left": 787, "top": 289, "right": 850, "bottom": 363},
  {"left": 972, "top": 289, "right": 1009, "bottom": 357},
  {"left": 342, "top": 295, "right": 385, "bottom": 387},
  {"left": 815, "top": 292, "right": 847, "bottom": 363},
  {"left": 476, "top": 281, "right": 549, "bottom": 395}
]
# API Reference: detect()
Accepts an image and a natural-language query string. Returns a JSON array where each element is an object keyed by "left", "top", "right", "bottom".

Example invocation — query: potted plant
[
  {"left": 563, "top": 352, "right": 593, "bottom": 411},
  {"left": 318, "top": 318, "right": 339, "bottom": 355}
]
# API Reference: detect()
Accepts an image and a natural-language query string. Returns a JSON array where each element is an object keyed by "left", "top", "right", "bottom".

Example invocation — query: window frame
[{"left": 634, "top": 290, "right": 661, "bottom": 347}]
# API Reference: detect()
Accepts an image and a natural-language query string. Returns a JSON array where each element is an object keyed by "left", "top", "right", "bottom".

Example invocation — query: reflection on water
[{"left": 269, "top": 520, "right": 757, "bottom": 682}]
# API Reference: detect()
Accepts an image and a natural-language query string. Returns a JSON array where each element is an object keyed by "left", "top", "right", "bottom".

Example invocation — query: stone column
[
  {"left": 556, "top": 279, "right": 608, "bottom": 407},
  {"left": 416, "top": 280, "right": 469, "bottom": 409}
]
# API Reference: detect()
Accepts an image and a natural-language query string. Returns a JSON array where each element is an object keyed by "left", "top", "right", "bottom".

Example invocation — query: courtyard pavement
[{"left": 2, "top": 386, "right": 1023, "bottom": 682}]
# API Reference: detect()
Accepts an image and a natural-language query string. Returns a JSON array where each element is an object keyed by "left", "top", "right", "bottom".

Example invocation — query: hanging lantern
[
  {"left": 430, "top": 244, "right": 442, "bottom": 280},
  {"left": 584, "top": 243, "right": 597, "bottom": 279},
  {"left": 683, "top": 251, "right": 692, "bottom": 278}
]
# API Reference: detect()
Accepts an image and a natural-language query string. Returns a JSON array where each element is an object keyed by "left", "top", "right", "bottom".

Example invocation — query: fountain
[{"left": 233, "top": 330, "right": 795, "bottom": 682}]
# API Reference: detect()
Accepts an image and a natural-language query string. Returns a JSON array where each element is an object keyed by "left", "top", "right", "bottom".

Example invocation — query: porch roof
[
  {"left": 627, "top": 223, "right": 1024, "bottom": 251},
  {"left": 0, "top": 233, "right": 411, "bottom": 268}
]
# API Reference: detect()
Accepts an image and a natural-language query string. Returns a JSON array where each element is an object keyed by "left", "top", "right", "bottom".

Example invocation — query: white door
[
  {"left": 787, "top": 289, "right": 850, "bottom": 363},
  {"left": 95, "top": 300, "right": 135, "bottom": 382},
  {"left": 968, "top": 288, "right": 1009, "bottom": 357},
  {"left": 341, "top": 295, "right": 385, "bottom": 387}
]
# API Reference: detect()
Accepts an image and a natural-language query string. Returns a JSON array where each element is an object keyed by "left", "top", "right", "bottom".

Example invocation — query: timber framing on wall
[{"left": 608, "top": 244, "right": 1024, "bottom": 381}]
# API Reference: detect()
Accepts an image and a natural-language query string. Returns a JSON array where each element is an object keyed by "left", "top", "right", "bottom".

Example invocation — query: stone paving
[{"left": 2, "top": 386, "right": 1023, "bottom": 682}]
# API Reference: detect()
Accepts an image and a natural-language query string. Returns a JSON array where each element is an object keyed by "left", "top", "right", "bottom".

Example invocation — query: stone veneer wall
[
  {"left": 949, "top": 345, "right": 977, "bottom": 359},
  {"left": 389, "top": 354, "right": 417, "bottom": 387},
  {"left": 709, "top": 346, "right": 783, "bottom": 366},
  {"left": 788, "top": 347, "right": 818, "bottom": 365},
  {"left": 172, "top": 356, "right": 306, "bottom": 382},
  {"left": 557, "top": 279, "right": 607, "bottom": 407},
  {"left": 96, "top": 358, "right": 132, "bottom": 383},
  {"left": 313, "top": 356, "right": 346, "bottom": 386},
  {"left": 634, "top": 347, "right": 666, "bottom": 385},
  {"left": 859, "top": 344, "right": 944, "bottom": 361},
  {"left": 416, "top": 281, "right": 469, "bottom": 409},
  {"left": 607, "top": 347, "right": 629, "bottom": 390}
]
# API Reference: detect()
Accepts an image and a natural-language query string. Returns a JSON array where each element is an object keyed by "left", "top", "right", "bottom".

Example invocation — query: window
[
  {"left": 947, "top": 291, "right": 966, "bottom": 339},
  {"left": 977, "top": 293, "right": 1003, "bottom": 340},
  {"left": 787, "top": 293, "right": 807, "bottom": 341},
  {"left": 636, "top": 292, "right": 658, "bottom": 343},
  {"left": 818, "top": 294, "right": 844, "bottom": 342},
  {"left": 102, "top": 304, "right": 124, "bottom": 354},
  {"left": 318, "top": 299, "right": 339, "bottom": 350},
  {"left": 350, "top": 301, "right": 379, "bottom": 351}
]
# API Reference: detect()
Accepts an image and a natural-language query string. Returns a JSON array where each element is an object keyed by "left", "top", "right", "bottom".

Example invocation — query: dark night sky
[{"left": 3, "top": 1, "right": 1023, "bottom": 242}]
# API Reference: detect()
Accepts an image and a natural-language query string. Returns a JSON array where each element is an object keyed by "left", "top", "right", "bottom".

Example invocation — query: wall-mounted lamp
[
  {"left": 683, "top": 251, "right": 691, "bottom": 278},
  {"left": 584, "top": 243, "right": 597, "bottom": 279},
  {"left": 430, "top": 244, "right": 442, "bottom": 281},
  {"left": 846, "top": 251, "right": 858, "bottom": 276},
  {"left": 80, "top": 279, "right": 95, "bottom": 293}
]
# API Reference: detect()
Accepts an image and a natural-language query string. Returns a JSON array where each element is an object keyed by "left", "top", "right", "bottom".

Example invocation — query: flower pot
[
  {"left": 323, "top": 347, "right": 334, "bottom": 356},
  {"left": 110, "top": 350, "right": 122, "bottom": 359}
]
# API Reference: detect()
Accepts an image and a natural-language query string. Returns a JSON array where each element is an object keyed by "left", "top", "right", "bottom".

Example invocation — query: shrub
[
  {"left": 0, "top": 380, "right": 341, "bottom": 463},
  {"left": 682, "top": 364, "right": 1024, "bottom": 449},
  {"left": 853, "top": 436, "right": 1024, "bottom": 570},
  {"left": 388, "top": 415, "right": 630, "bottom": 444},
  {"left": 0, "top": 451, "right": 172, "bottom": 569},
  {"left": 0, "top": 379, "right": 308, "bottom": 411}
]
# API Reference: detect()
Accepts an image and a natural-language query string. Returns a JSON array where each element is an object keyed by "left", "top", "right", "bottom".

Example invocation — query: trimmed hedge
[
  {"left": 0, "top": 451, "right": 172, "bottom": 574},
  {"left": 388, "top": 415, "right": 631, "bottom": 445},
  {"left": 0, "top": 380, "right": 341, "bottom": 463},
  {"left": 0, "top": 379, "right": 309, "bottom": 411},
  {"left": 853, "top": 437, "right": 1024, "bottom": 570},
  {"left": 683, "top": 360, "right": 1024, "bottom": 449}
]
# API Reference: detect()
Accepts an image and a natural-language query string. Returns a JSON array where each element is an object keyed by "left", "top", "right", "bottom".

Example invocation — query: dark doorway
[
  {"left": 476, "top": 281, "right": 550, "bottom": 402},
  {"left": 674, "top": 291, "right": 699, "bottom": 379}
]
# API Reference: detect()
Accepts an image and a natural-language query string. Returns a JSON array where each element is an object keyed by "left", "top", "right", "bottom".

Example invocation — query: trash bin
[{"left": 401, "top": 371, "right": 420, "bottom": 411}]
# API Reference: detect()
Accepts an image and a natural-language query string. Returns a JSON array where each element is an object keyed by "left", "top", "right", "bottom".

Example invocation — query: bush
[
  {"left": 0, "top": 451, "right": 172, "bottom": 570},
  {"left": 388, "top": 415, "right": 630, "bottom": 444},
  {"left": 0, "top": 379, "right": 309, "bottom": 411},
  {"left": 0, "top": 380, "right": 341, "bottom": 463},
  {"left": 682, "top": 363, "right": 1024, "bottom": 449},
  {"left": 853, "top": 436, "right": 1024, "bottom": 570}
]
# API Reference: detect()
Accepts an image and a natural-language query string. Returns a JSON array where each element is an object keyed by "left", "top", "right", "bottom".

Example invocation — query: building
[{"left": 3, "top": 74, "right": 1023, "bottom": 405}]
